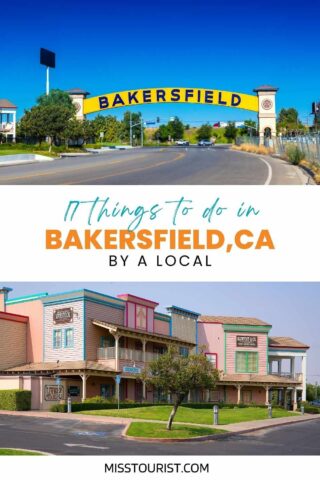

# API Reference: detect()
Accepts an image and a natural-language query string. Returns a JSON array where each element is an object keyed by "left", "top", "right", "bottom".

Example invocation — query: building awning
[
  {"left": 91, "top": 319, "right": 195, "bottom": 347},
  {"left": 218, "top": 373, "right": 302, "bottom": 387},
  {"left": 0, "top": 360, "right": 118, "bottom": 376}
]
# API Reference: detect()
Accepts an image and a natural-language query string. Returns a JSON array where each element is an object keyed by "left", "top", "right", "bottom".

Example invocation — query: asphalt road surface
[
  {"left": 1, "top": 415, "right": 320, "bottom": 455},
  {"left": 0, "top": 146, "right": 309, "bottom": 185}
]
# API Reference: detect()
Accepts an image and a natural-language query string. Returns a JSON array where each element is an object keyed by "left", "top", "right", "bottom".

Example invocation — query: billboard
[{"left": 40, "top": 48, "right": 56, "bottom": 68}]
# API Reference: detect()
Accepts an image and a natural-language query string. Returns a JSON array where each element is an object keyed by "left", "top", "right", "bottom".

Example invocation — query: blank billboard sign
[{"left": 40, "top": 48, "right": 56, "bottom": 68}]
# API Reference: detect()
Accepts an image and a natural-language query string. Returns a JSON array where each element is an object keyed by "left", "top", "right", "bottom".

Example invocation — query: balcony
[
  {"left": 0, "top": 123, "right": 13, "bottom": 133},
  {"left": 97, "top": 347, "right": 163, "bottom": 363}
]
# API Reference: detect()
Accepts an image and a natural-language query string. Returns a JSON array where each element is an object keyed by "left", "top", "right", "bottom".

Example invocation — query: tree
[
  {"left": 154, "top": 124, "right": 169, "bottom": 142},
  {"left": 239, "top": 119, "right": 257, "bottom": 137},
  {"left": 121, "top": 111, "right": 143, "bottom": 144},
  {"left": 277, "top": 108, "right": 304, "bottom": 133},
  {"left": 61, "top": 118, "right": 85, "bottom": 146},
  {"left": 306, "top": 383, "right": 320, "bottom": 402},
  {"left": 37, "top": 89, "right": 75, "bottom": 114},
  {"left": 140, "top": 347, "right": 220, "bottom": 430},
  {"left": 197, "top": 123, "right": 213, "bottom": 141},
  {"left": 18, "top": 89, "right": 76, "bottom": 149},
  {"left": 224, "top": 122, "right": 238, "bottom": 143},
  {"left": 167, "top": 116, "right": 184, "bottom": 141},
  {"left": 92, "top": 115, "right": 107, "bottom": 141},
  {"left": 105, "top": 116, "right": 121, "bottom": 143}
]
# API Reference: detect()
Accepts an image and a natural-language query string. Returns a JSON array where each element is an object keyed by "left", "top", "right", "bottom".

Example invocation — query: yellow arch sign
[{"left": 83, "top": 87, "right": 259, "bottom": 115}]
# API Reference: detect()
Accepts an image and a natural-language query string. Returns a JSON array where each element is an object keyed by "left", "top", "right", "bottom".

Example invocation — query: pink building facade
[{"left": 0, "top": 287, "right": 309, "bottom": 410}]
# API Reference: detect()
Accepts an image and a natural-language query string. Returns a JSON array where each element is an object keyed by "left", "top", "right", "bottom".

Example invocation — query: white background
[{"left": 0, "top": 185, "right": 319, "bottom": 281}]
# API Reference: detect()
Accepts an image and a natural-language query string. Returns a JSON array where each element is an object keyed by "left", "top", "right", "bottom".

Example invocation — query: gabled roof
[
  {"left": 199, "top": 316, "right": 271, "bottom": 327},
  {"left": 65, "top": 88, "right": 90, "bottom": 96},
  {"left": 253, "top": 85, "right": 279, "bottom": 92},
  {"left": 269, "top": 336, "right": 309, "bottom": 349},
  {"left": 0, "top": 99, "right": 17, "bottom": 109}
]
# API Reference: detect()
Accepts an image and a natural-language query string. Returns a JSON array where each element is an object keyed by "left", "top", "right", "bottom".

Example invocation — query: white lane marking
[
  {"left": 260, "top": 156, "right": 273, "bottom": 185},
  {"left": 231, "top": 149, "right": 273, "bottom": 185},
  {"left": 64, "top": 443, "right": 110, "bottom": 450}
]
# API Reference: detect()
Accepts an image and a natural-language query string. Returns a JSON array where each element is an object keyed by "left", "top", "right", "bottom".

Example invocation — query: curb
[{"left": 121, "top": 416, "right": 320, "bottom": 443}]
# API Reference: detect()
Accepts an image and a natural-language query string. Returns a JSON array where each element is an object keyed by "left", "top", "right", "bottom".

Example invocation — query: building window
[
  {"left": 100, "top": 384, "right": 115, "bottom": 398},
  {"left": 65, "top": 328, "right": 74, "bottom": 348},
  {"left": 236, "top": 352, "right": 258, "bottom": 373},
  {"left": 53, "top": 329, "right": 62, "bottom": 349},
  {"left": 206, "top": 353, "right": 217, "bottom": 368},
  {"left": 179, "top": 347, "right": 189, "bottom": 357},
  {"left": 136, "top": 305, "right": 147, "bottom": 330}
]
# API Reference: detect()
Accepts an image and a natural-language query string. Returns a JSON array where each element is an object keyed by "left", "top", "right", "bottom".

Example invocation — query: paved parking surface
[{"left": 0, "top": 414, "right": 319, "bottom": 455}]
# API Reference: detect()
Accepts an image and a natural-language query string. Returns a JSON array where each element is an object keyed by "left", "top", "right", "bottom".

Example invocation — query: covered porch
[{"left": 195, "top": 373, "right": 303, "bottom": 410}]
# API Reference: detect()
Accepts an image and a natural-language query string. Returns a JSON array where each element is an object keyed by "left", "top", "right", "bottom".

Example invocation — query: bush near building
[{"left": 0, "top": 390, "right": 31, "bottom": 411}]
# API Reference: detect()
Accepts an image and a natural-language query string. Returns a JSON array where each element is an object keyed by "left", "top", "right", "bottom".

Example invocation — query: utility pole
[
  {"left": 129, "top": 112, "right": 132, "bottom": 146},
  {"left": 141, "top": 116, "right": 144, "bottom": 147}
]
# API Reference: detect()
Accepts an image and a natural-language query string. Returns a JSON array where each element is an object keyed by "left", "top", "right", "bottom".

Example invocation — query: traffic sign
[{"left": 115, "top": 374, "right": 121, "bottom": 384}]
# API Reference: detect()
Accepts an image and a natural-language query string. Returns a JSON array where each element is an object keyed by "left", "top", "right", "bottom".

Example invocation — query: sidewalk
[{"left": 0, "top": 409, "right": 319, "bottom": 435}]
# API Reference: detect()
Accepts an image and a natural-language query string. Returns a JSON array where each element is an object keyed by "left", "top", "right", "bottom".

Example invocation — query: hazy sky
[
  {"left": 2, "top": 0, "right": 319, "bottom": 124},
  {"left": 3, "top": 282, "right": 319, "bottom": 383}
]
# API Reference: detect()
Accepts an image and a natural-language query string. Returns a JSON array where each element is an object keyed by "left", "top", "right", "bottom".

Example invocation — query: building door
[{"left": 135, "top": 380, "right": 143, "bottom": 402}]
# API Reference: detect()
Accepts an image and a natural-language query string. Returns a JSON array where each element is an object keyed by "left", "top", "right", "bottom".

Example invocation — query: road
[
  {"left": 1, "top": 415, "right": 319, "bottom": 455},
  {"left": 0, "top": 146, "right": 309, "bottom": 185}
]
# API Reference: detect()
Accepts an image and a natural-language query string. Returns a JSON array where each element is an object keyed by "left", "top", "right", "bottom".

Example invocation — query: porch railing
[
  {"left": 270, "top": 371, "right": 303, "bottom": 382},
  {"left": 97, "top": 347, "right": 163, "bottom": 362}
]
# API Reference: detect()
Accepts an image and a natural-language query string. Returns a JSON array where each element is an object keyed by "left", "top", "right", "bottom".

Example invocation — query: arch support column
[{"left": 254, "top": 85, "right": 279, "bottom": 145}]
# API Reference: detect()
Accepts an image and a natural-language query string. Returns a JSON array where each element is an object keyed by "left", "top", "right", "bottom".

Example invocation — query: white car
[{"left": 175, "top": 140, "right": 189, "bottom": 146}]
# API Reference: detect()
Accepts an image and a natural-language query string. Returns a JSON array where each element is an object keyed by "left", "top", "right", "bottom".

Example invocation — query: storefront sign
[
  {"left": 236, "top": 335, "right": 258, "bottom": 347},
  {"left": 44, "top": 385, "right": 64, "bottom": 401},
  {"left": 123, "top": 366, "right": 141, "bottom": 374},
  {"left": 53, "top": 307, "right": 73, "bottom": 324},
  {"left": 83, "top": 87, "right": 259, "bottom": 114}
]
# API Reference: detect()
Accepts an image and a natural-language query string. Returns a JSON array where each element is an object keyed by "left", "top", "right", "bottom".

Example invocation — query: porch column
[
  {"left": 278, "top": 360, "right": 282, "bottom": 374},
  {"left": 290, "top": 357, "right": 296, "bottom": 378},
  {"left": 142, "top": 339, "right": 147, "bottom": 364},
  {"left": 283, "top": 388, "right": 287, "bottom": 409},
  {"left": 80, "top": 373, "right": 90, "bottom": 402},
  {"left": 12, "top": 111, "right": 16, "bottom": 142},
  {"left": 115, "top": 335, "right": 120, "bottom": 371},
  {"left": 142, "top": 339, "right": 147, "bottom": 400},
  {"left": 236, "top": 385, "right": 242, "bottom": 404},
  {"left": 292, "top": 387, "right": 298, "bottom": 411},
  {"left": 301, "top": 355, "right": 307, "bottom": 401},
  {"left": 205, "top": 389, "right": 210, "bottom": 402},
  {"left": 265, "top": 386, "right": 270, "bottom": 404}
]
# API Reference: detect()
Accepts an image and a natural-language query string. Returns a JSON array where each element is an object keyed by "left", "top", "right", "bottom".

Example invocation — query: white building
[{"left": 0, "top": 99, "right": 17, "bottom": 142}]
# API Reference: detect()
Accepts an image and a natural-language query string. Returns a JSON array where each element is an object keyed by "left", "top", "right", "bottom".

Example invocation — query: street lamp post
[{"left": 130, "top": 115, "right": 144, "bottom": 147}]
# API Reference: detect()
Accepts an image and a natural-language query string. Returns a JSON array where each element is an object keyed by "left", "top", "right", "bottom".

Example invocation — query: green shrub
[
  {"left": 0, "top": 390, "right": 31, "bottom": 411},
  {"left": 303, "top": 405, "right": 320, "bottom": 414},
  {"left": 285, "top": 144, "right": 306, "bottom": 165},
  {"left": 83, "top": 396, "right": 116, "bottom": 404}
]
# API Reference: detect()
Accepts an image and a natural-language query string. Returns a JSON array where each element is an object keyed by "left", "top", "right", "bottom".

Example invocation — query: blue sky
[
  {"left": 2, "top": 0, "right": 319, "bottom": 124},
  {"left": 3, "top": 282, "right": 320, "bottom": 383}
]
